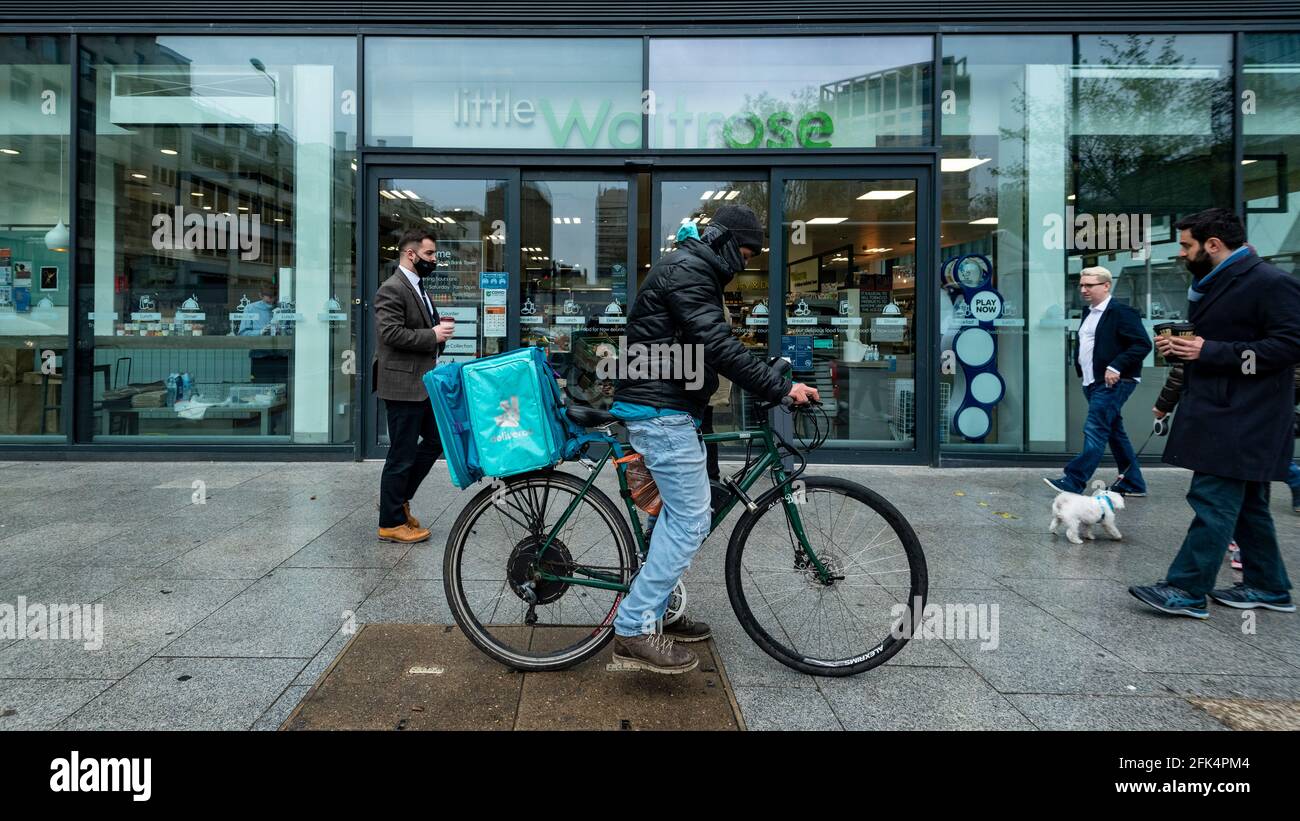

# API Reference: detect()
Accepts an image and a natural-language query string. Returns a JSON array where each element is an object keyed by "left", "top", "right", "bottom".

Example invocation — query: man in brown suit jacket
[{"left": 374, "top": 228, "right": 456, "bottom": 543}]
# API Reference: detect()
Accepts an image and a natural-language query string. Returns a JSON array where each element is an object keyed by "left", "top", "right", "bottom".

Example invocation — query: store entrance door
[
  {"left": 363, "top": 167, "right": 518, "bottom": 458},
  {"left": 650, "top": 165, "right": 934, "bottom": 461}
]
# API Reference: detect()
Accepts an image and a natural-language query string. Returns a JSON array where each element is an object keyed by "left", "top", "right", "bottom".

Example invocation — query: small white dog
[{"left": 1049, "top": 488, "right": 1126, "bottom": 545}]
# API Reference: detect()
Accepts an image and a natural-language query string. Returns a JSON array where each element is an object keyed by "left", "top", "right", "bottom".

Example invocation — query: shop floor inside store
[{"left": 281, "top": 623, "right": 744, "bottom": 731}]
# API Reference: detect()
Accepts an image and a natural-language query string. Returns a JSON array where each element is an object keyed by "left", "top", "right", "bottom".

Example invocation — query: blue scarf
[{"left": 1187, "top": 246, "right": 1249, "bottom": 302}]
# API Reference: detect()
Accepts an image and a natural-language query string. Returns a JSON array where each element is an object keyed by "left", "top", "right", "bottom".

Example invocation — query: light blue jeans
[{"left": 613, "top": 414, "right": 711, "bottom": 636}]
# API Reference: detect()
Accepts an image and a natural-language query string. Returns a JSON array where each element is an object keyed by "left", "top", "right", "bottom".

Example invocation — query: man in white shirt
[{"left": 1045, "top": 266, "right": 1153, "bottom": 496}]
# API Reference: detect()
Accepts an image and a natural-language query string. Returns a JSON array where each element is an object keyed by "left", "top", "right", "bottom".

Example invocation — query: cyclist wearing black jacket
[{"left": 607, "top": 204, "right": 818, "bottom": 674}]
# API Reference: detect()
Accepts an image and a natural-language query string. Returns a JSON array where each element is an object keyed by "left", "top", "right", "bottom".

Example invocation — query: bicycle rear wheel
[
  {"left": 725, "top": 476, "right": 927, "bottom": 676},
  {"left": 443, "top": 469, "right": 636, "bottom": 672}
]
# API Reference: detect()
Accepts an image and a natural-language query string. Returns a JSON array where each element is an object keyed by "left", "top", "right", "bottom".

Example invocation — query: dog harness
[{"left": 1096, "top": 495, "right": 1115, "bottom": 515}]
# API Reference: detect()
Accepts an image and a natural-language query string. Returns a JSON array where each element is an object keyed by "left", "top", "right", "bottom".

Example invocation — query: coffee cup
[{"left": 1153, "top": 321, "right": 1195, "bottom": 363}]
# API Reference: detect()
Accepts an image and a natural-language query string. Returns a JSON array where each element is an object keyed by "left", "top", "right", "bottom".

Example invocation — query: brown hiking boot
[
  {"left": 377, "top": 523, "right": 431, "bottom": 543},
  {"left": 612, "top": 633, "right": 698, "bottom": 674},
  {"left": 663, "top": 615, "right": 711, "bottom": 643},
  {"left": 403, "top": 502, "right": 420, "bottom": 529}
]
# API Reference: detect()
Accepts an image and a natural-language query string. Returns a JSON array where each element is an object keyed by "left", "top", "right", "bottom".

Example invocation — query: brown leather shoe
[
  {"left": 374, "top": 501, "right": 421, "bottom": 529},
  {"left": 403, "top": 502, "right": 421, "bottom": 529},
  {"left": 612, "top": 633, "right": 698, "bottom": 674},
  {"left": 377, "top": 523, "right": 431, "bottom": 543}
]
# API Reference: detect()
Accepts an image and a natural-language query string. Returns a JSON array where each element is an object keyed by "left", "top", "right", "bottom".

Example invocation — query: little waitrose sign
[{"left": 446, "top": 86, "right": 834, "bottom": 149}]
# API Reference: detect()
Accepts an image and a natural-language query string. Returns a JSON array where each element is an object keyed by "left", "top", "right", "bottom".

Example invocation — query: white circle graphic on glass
[
  {"left": 970, "top": 372, "right": 1004, "bottom": 404},
  {"left": 956, "top": 406, "right": 991, "bottom": 439},
  {"left": 954, "top": 327, "right": 995, "bottom": 367},
  {"left": 969, "top": 291, "right": 1002, "bottom": 322},
  {"left": 957, "top": 258, "right": 989, "bottom": 288}
]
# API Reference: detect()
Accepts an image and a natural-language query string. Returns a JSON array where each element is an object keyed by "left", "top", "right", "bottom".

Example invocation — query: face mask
[
  {"left": 412, "top": 256, "right": 438, "bottom": 277},
  {"left": 700, "top": 225, "right": 746, "bottom": 277},
  {"left": 1183, "top": 249, "right": 1213, "bottom": 279}
]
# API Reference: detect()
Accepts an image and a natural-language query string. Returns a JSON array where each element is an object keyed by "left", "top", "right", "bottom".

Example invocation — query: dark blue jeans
[
  {"left": 1166, "top": 472, "right": 1292, "bottom": 596},
  {"left": 1061, "top": 380, "right": 1146, "bottom": 493}
]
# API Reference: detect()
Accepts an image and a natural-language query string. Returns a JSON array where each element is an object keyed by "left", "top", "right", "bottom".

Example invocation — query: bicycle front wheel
[
  {"left": 443, "top": 469, "right": 636, "bottom": 672},
  {"left": 725, "top": 476, "right": 927, "bottom": 677}
]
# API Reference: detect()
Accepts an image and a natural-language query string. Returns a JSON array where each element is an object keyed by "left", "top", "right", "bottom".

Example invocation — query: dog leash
[{"left": 1110, "top": 428, "right": 1158, "bottom": 490}]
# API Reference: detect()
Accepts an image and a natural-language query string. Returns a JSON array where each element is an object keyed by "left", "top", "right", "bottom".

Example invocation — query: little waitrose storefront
[
  {"left": 2, "top": 3, "right": 1298, "bottom": 467},
  {"left": 362, "top": 35, "right": 935, "bottom": 459}
]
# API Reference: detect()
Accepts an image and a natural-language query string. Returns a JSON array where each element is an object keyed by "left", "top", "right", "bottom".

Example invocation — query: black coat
[
  {"left": 613, "top": 238, "right": 791, "bottom": 419},
  {"left": 1162, "top": 251, "right": 1300, "bottom": 482},
  {"left": 1071, "top": 298, "right": 1152, "bottom": 383}
]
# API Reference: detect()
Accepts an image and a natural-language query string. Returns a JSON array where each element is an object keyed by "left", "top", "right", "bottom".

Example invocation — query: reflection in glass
[
  {"left": 650, "top": 36, "right": 932, "bottom": 149},
  {"left": 378, "top": 178, "right": 508, "bottom": 365},
  {"left": 1244, "top": 34, "right": 1300, "bottom": 460},
  {"left": 940, "top": 34, "right": 1232, "bottom": 455},
  {"left": 367, "top": 38, "right": 643, "bottom": 150},
  {"left": 520, "top": 180, "right": 629, "bottom": 409},
  {"left": 78, "top": 36, "right": 358, "bottom": 442},
  {"left": 782, "top": 179, "right": 917, "bottom": 449},
  {"left": 0, "top": 36, "right": 69, "bottom": 439}
]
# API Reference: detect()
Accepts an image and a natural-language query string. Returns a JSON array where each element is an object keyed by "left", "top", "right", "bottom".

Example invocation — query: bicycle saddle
[{"left": 566, "top": 405, "right": 618, "bottom": 428}]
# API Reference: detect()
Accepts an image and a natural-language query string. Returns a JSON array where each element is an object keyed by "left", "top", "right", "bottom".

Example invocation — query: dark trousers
[
  {"left": 1165, "top": 472, "right": 1292, "bottom": 596},
  {"left": 1062, "top": 380, "right": 1146, "bottom": 493},
  {"left": 379, "top": 398, "right": 443, "bottom": 528}
]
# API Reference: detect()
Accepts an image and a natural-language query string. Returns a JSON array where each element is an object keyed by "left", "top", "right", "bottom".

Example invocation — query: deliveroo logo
[
  {"left": 490, "top": 395, "right": 528, "bottom": 444},
  {"left": 495, "top": 396, "right": 521, "bottom": 429}
]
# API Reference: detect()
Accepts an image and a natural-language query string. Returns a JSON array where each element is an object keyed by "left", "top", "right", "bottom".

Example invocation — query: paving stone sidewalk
[{"left": 0, "top": 459, "right": 1297, "bottom": 731}]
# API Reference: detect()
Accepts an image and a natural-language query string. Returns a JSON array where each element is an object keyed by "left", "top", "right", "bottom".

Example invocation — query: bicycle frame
[{"left": 531, "top": 418, "right": 831, "bottom": 594}]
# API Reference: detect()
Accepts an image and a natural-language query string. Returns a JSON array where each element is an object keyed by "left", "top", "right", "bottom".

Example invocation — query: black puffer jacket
[{"left": 613, "top": 238, "right": 791, "bottom": 419}]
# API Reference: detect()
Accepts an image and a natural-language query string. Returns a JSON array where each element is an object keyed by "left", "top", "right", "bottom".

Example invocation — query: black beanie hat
[{"left": 711, "top": 204, "right": 764, "bottom": 254}]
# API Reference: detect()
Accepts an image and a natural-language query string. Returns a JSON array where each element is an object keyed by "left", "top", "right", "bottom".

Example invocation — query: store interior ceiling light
[
  {"left": 807, "top": 217, "right": 847, "bottom": 224},
  {"left": 725, "top": 190, "right": 739, "bottom": 200},
  {"left": 699, "top": 190, "right": 714, "bottom": 200},
  {"left": 969, "top": 217, "right": 999, "bottom": 225},
  {"left": 401, "top": 190, "right": 421, "bottom": 200},
  {"left": 160, "top": 148, "right": 178, "bottom": 155},
  {"left": 131, "top": 172, "right": 147, "bottom": 179},
  {"left": 1241, "top": 159, "right": 1257, "bottom": 165},
  {"left": 1, "top": 148, "right": 19, "bottom": 155},
  {"left": 1067, "top": 194, "right": 1077, "bottom": 200},
  {"left": 941, "top": 158, "right": 990, "bottom": 172},
  {"left": 190, "top": 191, "right": 204, "bottom": 198},
  {"left": 858, "top": 190, "right": 912, "bottom": 200},
  {"left": 380, "top": 190, "right": 396, "bottom": 199}
]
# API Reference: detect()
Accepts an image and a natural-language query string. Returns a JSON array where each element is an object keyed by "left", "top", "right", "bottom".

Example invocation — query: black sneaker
[
  {"left": 1292, "top": 486, "right": 1300, "bottom": 515},
  {"left": 1128, "top": 582, "right": 1209, "bottom": 619},
  {"left": 1111, "top": 484, "right": 1147, "bottom": 498},
  {"left": 1209, "top": 583, "right": 1296, "bottom": 613},
  {"left": 1043, "top": 477, "right": 1075, "bottom": 493},
  {"left": 663, "top": 615, "right": 711, "bottom": 643}
]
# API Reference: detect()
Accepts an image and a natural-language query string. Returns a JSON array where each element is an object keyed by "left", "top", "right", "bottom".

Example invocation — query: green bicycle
[{"left": 442, "top": 373, "right": 928, "bottom": 677}]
